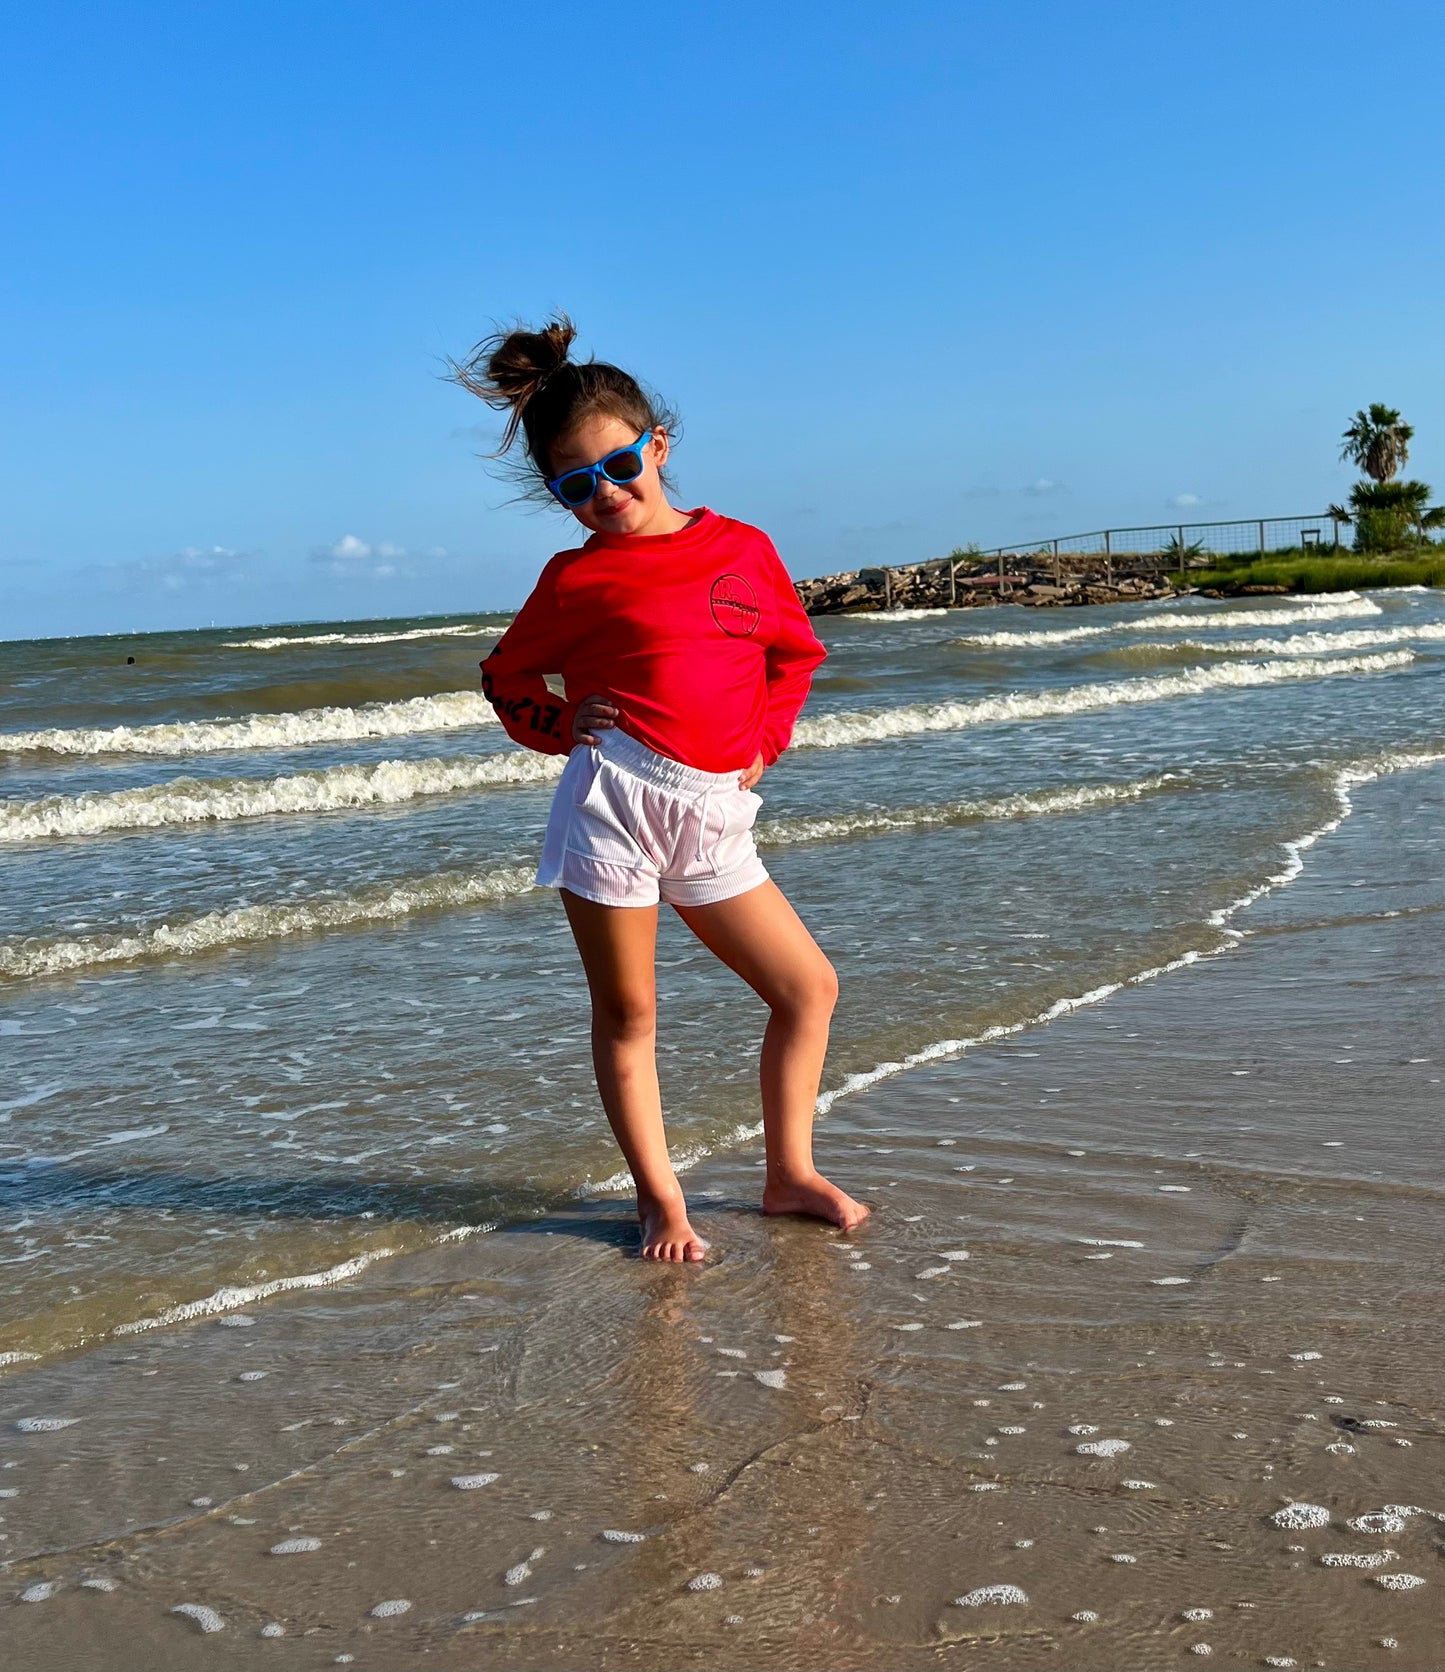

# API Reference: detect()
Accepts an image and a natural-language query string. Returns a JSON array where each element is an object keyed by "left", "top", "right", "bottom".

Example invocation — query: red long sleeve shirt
[{"left": 480, "top": 509, "right": 825, "bottom": 772}]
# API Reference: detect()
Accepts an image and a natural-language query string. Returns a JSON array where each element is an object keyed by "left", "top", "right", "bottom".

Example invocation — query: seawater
[{"left": 1, "top": 590, "right": 1442, "bottom": 1361}]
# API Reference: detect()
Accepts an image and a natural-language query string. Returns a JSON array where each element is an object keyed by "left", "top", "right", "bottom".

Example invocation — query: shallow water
[{"left": 1, "top": 588, "right": 1442, "bottom": 1371}]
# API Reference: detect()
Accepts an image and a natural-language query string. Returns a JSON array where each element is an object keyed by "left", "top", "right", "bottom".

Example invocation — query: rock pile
[{"left": 794, "top": 559, "right": 1180, "bottom": 615}]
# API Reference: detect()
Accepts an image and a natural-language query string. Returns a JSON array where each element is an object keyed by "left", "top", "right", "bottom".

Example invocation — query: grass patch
[{"left": 1189, "top": 549, "right": 1445, "bottom": 593}]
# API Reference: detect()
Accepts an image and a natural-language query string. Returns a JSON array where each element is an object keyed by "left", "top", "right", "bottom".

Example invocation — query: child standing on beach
[{"left": 455, "top": 316, "right": 868, "bottom": 1262}]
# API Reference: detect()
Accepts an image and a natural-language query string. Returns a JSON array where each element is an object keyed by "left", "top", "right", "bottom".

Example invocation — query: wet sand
[{"left": 2, "top": 774, "right": 1442, "bottom": 1671}]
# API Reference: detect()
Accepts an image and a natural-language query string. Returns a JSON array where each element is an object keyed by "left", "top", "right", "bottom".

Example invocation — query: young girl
[{"left": 455, "top": 316, "right": 868, "bottom": 1262}]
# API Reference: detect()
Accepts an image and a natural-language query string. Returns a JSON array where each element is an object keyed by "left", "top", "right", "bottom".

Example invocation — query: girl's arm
[
  {"left": 479, "top": 559, "right": 582, "bottom": 755},
  {"left": 758, "top": 548, "right": 827, "bottom": 765}
]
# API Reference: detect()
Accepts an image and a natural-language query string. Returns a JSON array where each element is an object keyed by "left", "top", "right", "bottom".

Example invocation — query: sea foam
[
  {"left": 791, "top": 653, "right": 1411, "bottom": 750},
  {"left": 0, "top": 864, "right": 536, "bottom": 980},
  {"left": 0, "top": 689, "right": 498, "bottom": 757},
  {"left": 226, "top": 623, "right": 496, "bottom": 649},
  {"left": 0, "top": 751, "right": 563, "bottom": 841},
  {"left": 951, "top": 594, "right": 1383, "bottom": 647}
]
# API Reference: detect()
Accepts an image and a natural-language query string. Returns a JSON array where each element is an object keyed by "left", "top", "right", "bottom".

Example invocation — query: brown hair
[{"left": 447, "top": 313, "right": 678, "bottom": 496}]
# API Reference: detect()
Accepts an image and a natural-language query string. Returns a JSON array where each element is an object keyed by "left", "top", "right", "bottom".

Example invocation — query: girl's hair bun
[
  {"left": 448, "top": 311, "right": 678, "bottom": 497},
  {"left": 448, "top": 313, "right": 578, "bottom": 451}
]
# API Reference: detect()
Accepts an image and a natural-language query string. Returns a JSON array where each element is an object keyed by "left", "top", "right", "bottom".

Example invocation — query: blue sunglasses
[{"left": 546, "top": 432, "right": 651, "bottom": 508}]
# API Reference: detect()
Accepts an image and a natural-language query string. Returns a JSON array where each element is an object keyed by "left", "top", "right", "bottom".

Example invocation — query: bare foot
[
  {"left": 637, "top": 1192, "right": 707, "bottom": 1262},
  {"left": 762, "top": 1171, "right": 870, "bottom": 1231}
]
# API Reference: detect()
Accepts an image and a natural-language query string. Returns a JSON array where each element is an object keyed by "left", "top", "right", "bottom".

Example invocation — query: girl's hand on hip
[
  {"left": 739, "top": 753, "right": 765, "bottom": 791},
  {"left": 573, "top": 695, "right": 618, "bottom": 745}
]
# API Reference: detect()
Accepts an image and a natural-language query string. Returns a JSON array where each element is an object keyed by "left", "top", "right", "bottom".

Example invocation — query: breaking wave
[
  {"left": 0, "top": 690, "right": 498, "bottom": 758},
  {"left": 759, "top": 776, "right": 1174, "bottom": 845},
  {"left": 1123, "top": 623, "right": 1445, "bottom": 659},
  {"left": 952, "top": 594, "right": 1384, "bottom": 647},
  {"left": 225, "top": 623, "right": 499, "bottom": 649},
  {"left": 0, "top": 751, "right": 564, "bottom": 842},
  {"left": 1, "top": 774, "right": 1181, "bottom": 980},
  {"left": 0, "top": 865, "right": 537, "bottom": 981},
  {"left": 791, "top": 652, "right": 1412, "bottom": 749}
]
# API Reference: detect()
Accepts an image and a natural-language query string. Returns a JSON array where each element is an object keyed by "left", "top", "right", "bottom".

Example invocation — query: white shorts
[{"left": 537, "top": 728, "right": 769, "bottom": 909}]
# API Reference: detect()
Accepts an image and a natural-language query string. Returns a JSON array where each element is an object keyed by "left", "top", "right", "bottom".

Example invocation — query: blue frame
[{"left": 546, "top": 432, "right": 651, "bottom": 507}]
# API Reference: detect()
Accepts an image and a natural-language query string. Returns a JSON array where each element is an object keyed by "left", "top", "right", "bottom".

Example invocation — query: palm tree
[{"left": 1340, "top": 404, "right": 1413, "bottom": 483}]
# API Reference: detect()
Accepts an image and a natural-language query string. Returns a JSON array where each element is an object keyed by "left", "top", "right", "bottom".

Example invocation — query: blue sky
[{"left": 3, "top": 1, "right": 1443, "bottom": 640}]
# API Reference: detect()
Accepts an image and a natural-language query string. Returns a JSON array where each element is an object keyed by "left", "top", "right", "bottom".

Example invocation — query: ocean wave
[
  {"left": 0, "top": 689, "right": 498, "bottom": 758},
  {"left": 952, "top": 594, "right": 1384, "bottom": 647},
  {"left": 1122, "top": 623, "right": 1445, "bottom": 659},
  {"left": 811, "top": 748, "right": 1444, "bottom": 1116},
  {"left": 844, "top": 607, "right": 953, "bottom": 621},
  {"left": 0, "top": 865, "right": 536, "bottom": 981},
  {"left": 759, "top": 776, "right": 1173, "bottom": 846},
  {"left": 0, "top": 751, "right": 565, "bottom": 842},
  {"left": 791, "top": 652, "right": 1413, "bottom": 749},
  {"left": 225, "top": 624, "right": 499, "bottom": 649},
  {"left": 0, "top": 774, "right": 1180, "bottom": 978}
]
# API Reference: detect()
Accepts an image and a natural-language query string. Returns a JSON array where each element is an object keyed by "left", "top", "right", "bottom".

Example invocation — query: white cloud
[
  {"left": 309, "top": 534, "right": 444, "bottom": 581},
  {"left": 1168, "top": 493, "right": 1203, "bottom": 509},
  {"left": 1022, "top": 478, "right": 1067, "bottom": 496}
]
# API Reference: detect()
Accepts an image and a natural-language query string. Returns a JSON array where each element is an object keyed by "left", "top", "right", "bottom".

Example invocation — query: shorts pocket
[
  {"left": 707, "top": 787, "right": 763, "bottom": 877},
  {"left": 565, "top": 758, "right": 653, "bottom": 871}
]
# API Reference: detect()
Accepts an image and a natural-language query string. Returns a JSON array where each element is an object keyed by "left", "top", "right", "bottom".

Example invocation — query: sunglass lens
[
  {"left": 555, "top": 471, "right": 595, "bottom": 505},
  {"left": 603, "top": 447, "right": 644, "bottom": 484}
]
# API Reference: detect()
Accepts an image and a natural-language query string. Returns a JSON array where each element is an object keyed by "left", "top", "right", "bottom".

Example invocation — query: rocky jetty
[{"left": 795, "top": 557, "right": 1180, "bottom": 614}]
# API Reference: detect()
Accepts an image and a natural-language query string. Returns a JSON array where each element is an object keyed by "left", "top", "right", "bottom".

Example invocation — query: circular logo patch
[{"left": 709, "top": 573, "right": 760, "bottom": 637}]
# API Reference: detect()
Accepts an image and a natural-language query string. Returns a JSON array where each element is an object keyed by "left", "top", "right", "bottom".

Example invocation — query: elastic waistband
[{"left": 593, "top": 727, "right": 742, "bottom": 794}]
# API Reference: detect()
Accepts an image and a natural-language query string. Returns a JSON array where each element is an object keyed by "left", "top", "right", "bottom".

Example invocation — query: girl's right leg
[{"left": 560, "top": 889, "right": 706, "bottom": 1263}]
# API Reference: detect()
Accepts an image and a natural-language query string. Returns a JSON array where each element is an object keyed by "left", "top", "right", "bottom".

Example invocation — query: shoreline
[{"left": 2, "top": 764, "right": 1441, "bottom": 1670}]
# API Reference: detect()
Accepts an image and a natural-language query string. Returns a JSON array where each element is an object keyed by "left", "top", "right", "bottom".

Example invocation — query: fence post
[
  {"left": 1258, "top": 519, "right": 1266, "bottom": 555},
  {"left": 997, "top": 550, "right": 1005, "bottom": 582},
  {"left": 1052, "top": 539, "right": 1060, "bottom": 587},
  {"left": 949, "top": 559, "right": 957, "bottom": 605},
  {"left": 1104, "top": 529, "right": 1113, "bottom": 588},
  {"left": 884, "top": 569, "right": 892, "bottom": 610}
]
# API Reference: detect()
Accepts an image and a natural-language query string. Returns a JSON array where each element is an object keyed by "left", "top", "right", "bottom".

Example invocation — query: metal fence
[
  {"left": 981, "top": 513, "right": 1345, "bottom": 563},
  {"left": 876, "top": 513, "right": 1346, "bottom": 606}
]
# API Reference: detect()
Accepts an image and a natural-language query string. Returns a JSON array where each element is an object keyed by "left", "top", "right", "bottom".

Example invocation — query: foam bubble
[
  {"left": 20, "top": 1582, "right": 56, "bottom": 1602},
  {"left": 1071, "top": 1610, "right": 1099, "bottom": 1623},
  {"left": 1271, "top": 1502, "right": 1329, "bottom": 1530},
  {"left": 0, "top": 1351, "right": 40, "bottom": 1365},
  {"left": 15, "top": 1416, "right": 77, "bottom": 1432},
  {"left": 1077, "top": 1238, "right": 1144, "bottom": 1248},
  {"left": 0, "top": 689, "right": 499, "bottom": 758},
  {"left": 1068, "top": 1425, "right": 1100, "bottom": 1436},
  {"left": 1150, "top": 1277, "right": 1191, "bottom": 1285},
  {"left": 601, "top": 1530, "right": 645, "bottom": 1544},
  {"left": 1288, "top": 1351, "right": 1322, "bottom": 1361},
  {"left": 1110, "top": 1554, "right": 1138, "bottom": 1564},
  {"left": 687, "top": 1573, "right": 724, "bottom": 1592},
  {"left": 260, "top": 1622, "right": 285, "bottom": 1637},
  {"left": 451, "top": 1473, "right": 499, "bottom": 1490},
  {"left": 239, "top": 1370, "right": 268, "bottom": 1382},
  {"left": 173, "top": 1603, "right": 225, "bottom": 1633},
  {"left": 1374, "top": 1574, "right": 1425, "bottom": 1591},
  {"left": 1189, "top": 1646, "right": 1212, "bottom": 1656},
  {"left": 753, "top": 1369, "right": 787, "bottom": 1389},
  {"left": 1077, "top": 1440, "right": 1131, "bottom": 1457},
  {"left": 1182, "top": 1608, "right": 1213, "bottom": 1621},
  {"left": 947, "top": 1320, "right": 983, "bottom": 1330},
  {"left": 1321, "top": 1551, "right": 1396, "bottom": 1568},
  {"left": 1122, "top": 1480, "right": 1157, "bottom": 1490},
  {"left": 82, "top": 1578, "right": 117, "bottom": 1592},
  {"left": 1349, "top": 1512, "right": 1408, "bottom": 1534},
  {"left": 370, "top": 1598, "right": 412, "bottom": 1617},
  {"left": 954, "top": 1584, "right": 1027, "bottom": 1606},
  {"left": 916, "top": 1265, "right": 951, "bottom": 1278},
  {"left": 269, "top": 1537, "right": 321, "bottom": 1555}
]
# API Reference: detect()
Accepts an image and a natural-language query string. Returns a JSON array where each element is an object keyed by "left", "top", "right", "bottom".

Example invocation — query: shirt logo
[{"left": 709, "top": 573, "right": 760, "bottom": 637}]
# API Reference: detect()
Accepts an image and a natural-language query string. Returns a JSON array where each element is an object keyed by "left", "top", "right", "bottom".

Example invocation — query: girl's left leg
[{"left": 673, "top": 880, "right": 869, "bottom": 1230}]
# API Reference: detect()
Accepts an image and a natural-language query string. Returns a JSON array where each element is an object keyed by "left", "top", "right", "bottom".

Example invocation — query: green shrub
[{"left": 1191, "top": 553, "right": 1445, "bottom": 593}]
